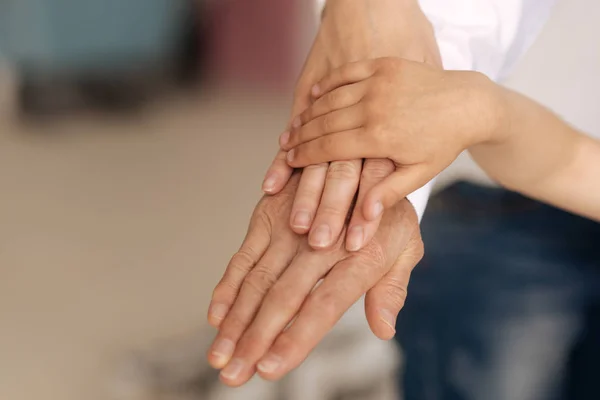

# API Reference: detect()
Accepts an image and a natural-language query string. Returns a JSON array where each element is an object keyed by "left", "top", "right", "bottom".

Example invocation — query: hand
[
  {"left": 282, "top": 57, "right": 501, "bottom": 220},
  {"left": 207, "top": 173, "right": 423, "bottom": 387},
  {"left": 262, "top": 0, "right": 441, "bottom": 252}
]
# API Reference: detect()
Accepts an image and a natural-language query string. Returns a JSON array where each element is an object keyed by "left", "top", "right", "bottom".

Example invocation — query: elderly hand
[
  {"left": 262, "top": 0, "right": 441, "bottom": 252},
  {"left": 207, "top": 172, "right": 423, "bottom": 387}
]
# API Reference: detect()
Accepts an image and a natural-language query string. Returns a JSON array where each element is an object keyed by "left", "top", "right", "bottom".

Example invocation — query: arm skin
[{"left": 471, "top": 85, "right": 600, "bottom": 221}]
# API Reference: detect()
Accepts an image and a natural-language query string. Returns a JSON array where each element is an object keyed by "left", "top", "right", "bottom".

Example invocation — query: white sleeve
[
  {"left": 313, "top": 0, "right": 557, "bottom": 220},
  {"left": 408, "top": 0, "right": 557, "bottom": 220}
]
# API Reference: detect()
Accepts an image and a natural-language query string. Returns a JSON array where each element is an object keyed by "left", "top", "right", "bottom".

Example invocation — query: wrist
[{"left": 466, "top": 71, "right": 512, "bottom": 146}]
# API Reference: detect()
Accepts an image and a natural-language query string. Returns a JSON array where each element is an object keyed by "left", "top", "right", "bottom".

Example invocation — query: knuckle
[
  {"left": 295, "top": 185, "right": 322, "bottom": 202},
  {"left": 265, "top": 283, "right": 299, "bottom": 314},
  {"left": 321, "top": 114, "right": 335, "bottom": 132},
  {"left": 340, "top": 66, "right": 353, "bottom": 81},
  {"left": 363, "top": 98, "right": 383, "bottom": 120},
  {"left": 211, "top": 282, "right": 235, "bottom": 303},
  {"left": 304, "top": 162, "right": 329, "bottom": 173},
  {"left": 299, "top": 109, "right": 312, "bottom": 125},
  {"left": 383, "top": 279, "right": 408, "bottom": 310},
  {"left": 372, "top": 80, "right": 389, "bottom": 98},
  {"left": 362, "top": 159, "right": 395, "bottom": 181},
  {"left": 316, "top": 202, "right": 346, "bottom": 218},
  {"left": 308, "top": 290, "right": 341, "bottom": 321},
  {"left": 236, "top": 330, "right": 265, "bottom": 353},
  {"left": 327, "top": 161, "right": 361, "bottom": 181},
  {"left": 229, "top": 250, "right": 256, "bottom": 272},
  {"left": 315, "top": 137, "right": 335, "bottom": 158},
  {"left": 360, "top": 61, "right": 375, "bottom": 76},
  {"left": 245, "top": 266, "right": 278, "bottom": 295},
  {"left": 376, "top": 57, "right": 401, "bottom": 73},
  {"left": 369, "top": 122, "right": 388, "bottom": 144},
  {"left": 412, "top": 236, "right": 425, "bottom": 262},
  {"left": 273, "top": 331, "right": 301, "bottom": 357},
  {"left": 360, "top": 242, "right": 388, "bottom": 273},
  {"left": 326, "top": 91, "right": 339, "bottom": 108},
  {"left": 220, "top": 312, "right": 248, "bottom": 335}
]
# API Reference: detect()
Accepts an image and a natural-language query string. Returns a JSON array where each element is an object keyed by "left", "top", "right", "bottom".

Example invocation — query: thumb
[
  {"left": 364, "top": 230, "right": 424, "bottom": 340},
  {"left": 362, "top": 166, "right": 431, "bottom": 221}
]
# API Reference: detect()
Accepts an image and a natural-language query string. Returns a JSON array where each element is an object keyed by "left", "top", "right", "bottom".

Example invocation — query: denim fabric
[{"left": 396, "top": 182, "right": 600, "bottom": 400}]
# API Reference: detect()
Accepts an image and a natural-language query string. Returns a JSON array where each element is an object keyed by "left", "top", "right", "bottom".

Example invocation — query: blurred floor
[{"left": 0, "top": 86, "right": 291, "bottom": 400}]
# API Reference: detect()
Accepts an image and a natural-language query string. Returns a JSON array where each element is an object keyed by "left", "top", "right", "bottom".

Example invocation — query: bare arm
[{"left": 471, "top": 86, "right": 600, "bottom": 221}]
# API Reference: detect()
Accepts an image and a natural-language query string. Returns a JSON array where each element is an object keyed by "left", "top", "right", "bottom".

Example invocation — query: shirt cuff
[{"left": 406, "top": 178, "right": 435, "bottom": 222}]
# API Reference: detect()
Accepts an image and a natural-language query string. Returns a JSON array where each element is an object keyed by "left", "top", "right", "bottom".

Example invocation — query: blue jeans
[{"left": 396, "top": 182, "right": 600, "bottom": 400}]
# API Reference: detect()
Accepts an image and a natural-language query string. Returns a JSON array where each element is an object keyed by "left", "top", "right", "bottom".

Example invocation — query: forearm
[{"left": 471, "top": 86, "right": 600, "bottom": 221}]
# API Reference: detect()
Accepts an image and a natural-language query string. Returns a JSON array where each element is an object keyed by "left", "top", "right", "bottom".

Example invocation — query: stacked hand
[
  {"left": 208, "top": 0, "right": 441, "bottom": 387},
  {"left": 262, "top": 0, "right": 442, "bottom": 252},
  {"left": 282, "top": 58, "right": 502, "bottom": 220},
  {"left": 207, "top": 173, "right": 423, "bottom": 387}
]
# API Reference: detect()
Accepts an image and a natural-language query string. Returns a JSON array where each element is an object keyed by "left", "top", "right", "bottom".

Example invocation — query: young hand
[
  {"left": 281, "top": 57, "right": 503, "bottom": 221},
  {"left": 261, "top": 0, "right": 442, "bottom": 252}
]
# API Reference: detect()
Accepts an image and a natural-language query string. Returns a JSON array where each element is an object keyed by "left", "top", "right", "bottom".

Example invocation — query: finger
[
  {"left": 289, "top": 163, "right": 329, "bottom": 234},
  {"left": 309, "top": 160, "right": 362, "bottom": 249},
  {"left": 286, "top": 129, "right": 389, "bottom": 168},
  {"left": 311, "top": 60, "right": 376, "bottom": 99},
  {"left": 208, "top": 216, "right": 271, "bottom": 328},
  {"left": 256, "top": 247, "right": 387, "bottom": 380},
  {"left": 282, "top": 104, "right": 365, "bottom": 151},
  {"left": 208, "top": 239, "right": 296, "bottom": 370},
  {"left": 262, "top": 150, "right": 294, "bottom": 194},
  {"left": 363, "top": 166, "right": 432, "bottom": 221},
  {"left": 364, "top": 230, "right": 424, "bottom": 340},
  {"left": 346, "top": 159, "right": 394, "bottom": 252},
  {"left": 220, "top": 245, "right": 342, "bottom": 387},
  {"left": 264, "top": 51, "right": 326, "bottom": 194},
  {"left": 291, "top": 82, "right": 367, "bottom": 133}
]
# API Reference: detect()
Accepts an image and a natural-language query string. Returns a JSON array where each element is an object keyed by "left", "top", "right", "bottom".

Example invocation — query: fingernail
[
  {"left": 292, "top": 116, "right": 301, "bottom": 129},
  {"left": 346, "top": 225, "right": 364, "bottom": 252},
  {"left": 210, "top": 339, "right": 235, "bottom": 367},
  {"left": 286, "top": 149, "right": 295, "bottom": 163},
  {"left": 371, "top": 201, "right": 383, "bottom": 219},
  {"left": 208, "top": 303, "right": 229, "bottom": 322},
  {"left": 279, "top": 131, "right": 290, "bottom": 147},
  {"left": 379, "top": 309, "right": 397, "bottom": 333},
  {"left": 311, "top": 224, "right": 331, "bottom": 248},
  {"left": 220, "top": 358, "right": 246, "bottom": 381},
  {"left": 311, "top": 84, "right": 320, "bottom": 97},
  {"left": 293, "top": 211, "right": 311, "bottom": 229},
  {"left": 262, "top": 173, "right": 277, "bottom": 193},
  {"left": 257, "top": 353, "right": 282, "bottom": 374}
]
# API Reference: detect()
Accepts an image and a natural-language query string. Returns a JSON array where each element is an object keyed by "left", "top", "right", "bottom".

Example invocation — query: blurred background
[{"left": 0, "top": 0, "right": 598, "bottom": 399}]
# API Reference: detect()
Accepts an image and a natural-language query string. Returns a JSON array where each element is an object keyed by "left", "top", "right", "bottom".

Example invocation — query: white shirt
[{"left": 315, "top": 0, "right": 558, "bottom": 219}]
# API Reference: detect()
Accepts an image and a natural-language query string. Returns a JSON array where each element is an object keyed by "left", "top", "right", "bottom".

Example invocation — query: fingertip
[
  {"left": 207, "top": 302, "right": 229, "bottom": 328},
  {"left": 207, "top": 338, "right": 235, "bottom": 369},
  {"left": 256, "top": 353, "right": 284, "bottom": 380},
  {"left": 363, "top": 199, "right": 383, "bottom": 221},
  {"left": 286, "top": 149, "right": 296, "bottom": 164},
  {"left": 365, "top": 303, "right": 396, "bottom": 340},
  {"left": 286, "top": 149, "right": 307, "bottom": 169},
  {"left": 311, "top": 84, "right": 320, "bottom": 98},
  {"left": 346, "top": 225, "right": 364, "bottom": 252},
  {"left": 279, "top": 131, "right": 290, "bottom": 149},
  {"left": 309, "top": 224, "right": 333, "bottom": 249},
  {"left": 290, "top": 210, "right": 312, "bottom": 233},
  {"left": 378, "top": 308, "right": 397, "bottom": 335},
  {"left": 262, "top": 172, "right": 279, "bottom": 194},
  {"left": 291, "top": 116, "right": 302, "bottom": 129}
]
